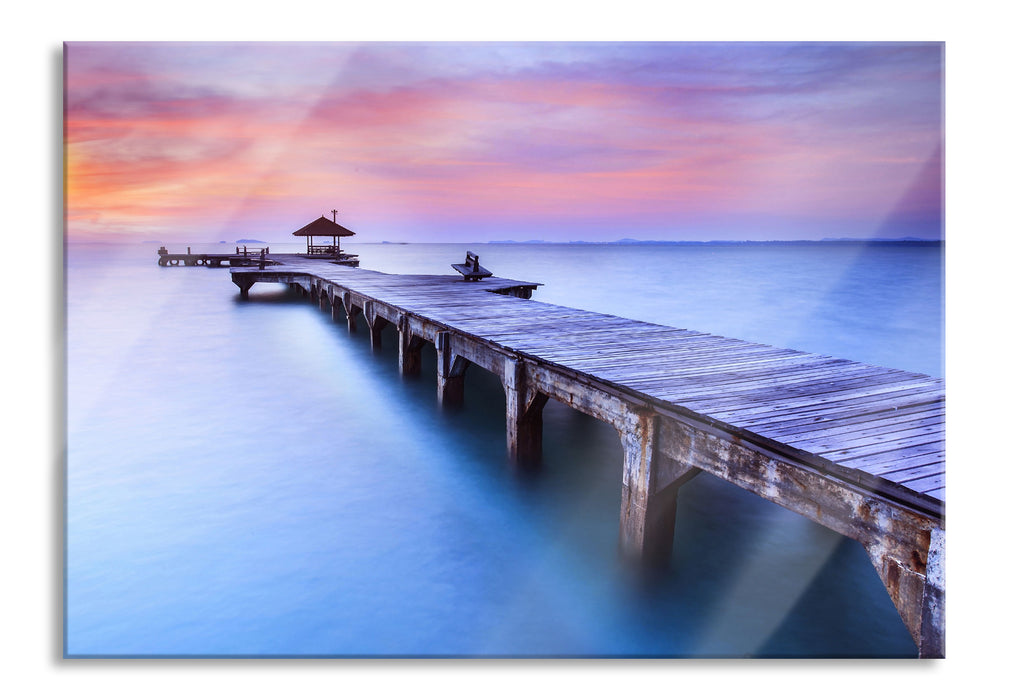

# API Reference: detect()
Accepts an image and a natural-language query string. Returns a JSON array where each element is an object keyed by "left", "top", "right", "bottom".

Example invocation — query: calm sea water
[{"left": 65, "top": 240, "right": 942, "bottom": 657}]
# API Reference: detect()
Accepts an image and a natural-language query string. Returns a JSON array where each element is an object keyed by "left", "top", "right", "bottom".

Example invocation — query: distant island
[{"left": 236, "top": 238, "right": 267, "bottom": 244}]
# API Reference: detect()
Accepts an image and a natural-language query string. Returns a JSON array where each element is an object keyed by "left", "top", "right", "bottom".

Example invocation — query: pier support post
[
  {"left": 343, "top": 292, "right": 359, "bottom": 332},
  {"left": 329, "top": 291, "right": 342, "bottom": 321},
  {"left": 865, "top": 527, "right": 945, "bottom": 658},
  {"left": 398, "top": 318, "right": 424, "bottom": 376},
  {"left": 503, "top": 359, "right": 548, "bottom": 469},
  {"left": 436, "top": 332, "right": 470, "bottom": 406},
  {"left": 920, "top": 527, "right": 946, "bottom": 658},
  {"left": 364, "top": 301, "right": 389, "bottom": 351},
  {"left": 618, "top": 410, "right": 700, "bottom": 569},
  {"left": 233, "top": 276, "right": 255, "bottom": 299}
]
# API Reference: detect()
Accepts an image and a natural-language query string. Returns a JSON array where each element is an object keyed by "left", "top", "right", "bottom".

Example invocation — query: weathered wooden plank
[
  {"left": 512, "top": 328, "right": 727, "bottom": 353},
  {"left": 573, "top": 348, "right": 805, "bottom": 378},
  {"left": 876, "top": 462, "right": 946, "bottom": 482},
  {"left": 898, "top": 473, "right": 945, "bottom": 493},
  {"left": 655, "top": 367, "right": 927, "bottom": 406},
  {"left": 641, "top": 359, "right": 889, "bottom": 391},
  {"left": 761, "top": 407, "right": 945, "bottom": 441},
  {"left": 629, "top": 354, "right": 840, "bottom": 390},
  {"left": 704, "top": 391, "right": 944, "bottom": 433},
  {"left": 816, "top": 433, "right": 946, "bottom": 462},
  {"left": 575, "top": 338, "right": 796, "bottom": 363},
  {"left": 715, "top": 387, "right": 945, "bottom": 425},
  {"left": 785, "top": 420, "right": 945, "bottom": 453},
  {"left": 628, "top": 351, "right": 827, "bottom": 380},
  {"left": 678, "top": 383, "right": 935, "bottom": 421},
  {"left": 622, "top": 359, "right": 863, "bottom": 398},
  {"left": 745, "top": 399, "right": 944, "bottom": 434},
  {"left": 515, "top": 333, "right": 738, "bottom": 359},
  {"left": 841, "top": 448, "right": 945, "bottom": 472}
]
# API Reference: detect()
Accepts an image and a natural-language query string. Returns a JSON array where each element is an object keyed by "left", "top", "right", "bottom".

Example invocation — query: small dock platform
[
  {"left": 157, "top": 246, "right": 361, "bottom": 268},
  {"left": 157, "top": 245, "right": 282, "bottom": 268},
  {"left": 228, "top": 255, "right": 945, "bottom": 657}
]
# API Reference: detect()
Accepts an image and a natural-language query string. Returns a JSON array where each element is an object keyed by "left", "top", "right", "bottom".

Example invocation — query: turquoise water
[{"left": 65, "top": 240, "right": 942, "bottom": 657}]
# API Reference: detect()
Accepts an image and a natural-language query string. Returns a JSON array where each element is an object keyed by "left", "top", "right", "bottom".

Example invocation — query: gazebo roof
[{"left": 291, "top": 216, "right": 357, "bottom": 238}]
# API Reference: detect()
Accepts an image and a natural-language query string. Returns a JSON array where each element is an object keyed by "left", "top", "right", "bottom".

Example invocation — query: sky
[{"left": 64, "top": 42, "right": 943, "bottom": 244}]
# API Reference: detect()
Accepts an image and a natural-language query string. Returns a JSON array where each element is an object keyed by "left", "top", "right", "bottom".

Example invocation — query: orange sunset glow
[{"left": 64, "top": 42, "right": 943, "bottom": 243}]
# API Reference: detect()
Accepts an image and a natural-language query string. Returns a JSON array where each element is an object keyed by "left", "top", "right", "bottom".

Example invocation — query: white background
[{"left": 4, "top": 1, "right": 1000, "bottom": 696}]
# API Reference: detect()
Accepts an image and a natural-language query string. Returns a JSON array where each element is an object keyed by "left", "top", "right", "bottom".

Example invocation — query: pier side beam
[
  {"left": 398, "top": 318, "right": 424, "bottom": 376},
  {"left": 435, "top": 332, "right": 471, "bottom": 406},
  {"left": 503, "top": 358, "right": 548, "bottom": 469},
  {"left": 618, "top": 410, "right": 700, "bottom": 569}
]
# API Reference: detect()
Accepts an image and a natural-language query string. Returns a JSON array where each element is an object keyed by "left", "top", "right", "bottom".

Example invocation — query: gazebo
[{"left": 292, "top": 214, "right": 357, "bottom": 256}]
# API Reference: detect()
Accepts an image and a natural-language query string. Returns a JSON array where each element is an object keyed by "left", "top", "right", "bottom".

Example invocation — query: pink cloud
[{"left": 65, "top": 43, "right": 943, "bottom": 242}]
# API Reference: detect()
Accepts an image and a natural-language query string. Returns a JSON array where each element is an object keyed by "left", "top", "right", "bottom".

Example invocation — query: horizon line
[{"left": 73, "top": 236, "right": 944, "bottom": 246}]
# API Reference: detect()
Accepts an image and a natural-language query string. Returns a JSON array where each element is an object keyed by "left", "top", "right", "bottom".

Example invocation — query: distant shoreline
[
  {"left": 484, "top": 238, "right": 941, "bottom": 246},
  {"left": 86, "top": 237, "right": 944, "bottom": 247}
]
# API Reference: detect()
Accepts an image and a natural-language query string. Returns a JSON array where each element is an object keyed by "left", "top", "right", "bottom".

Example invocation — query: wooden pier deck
[{"left": 230, "top": 254, "right": 945, "bottom": 657}]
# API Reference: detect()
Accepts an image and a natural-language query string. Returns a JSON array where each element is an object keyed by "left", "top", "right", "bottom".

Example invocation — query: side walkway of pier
[{"left": 231, "top": 255, "right": 945, "bottom": 657}]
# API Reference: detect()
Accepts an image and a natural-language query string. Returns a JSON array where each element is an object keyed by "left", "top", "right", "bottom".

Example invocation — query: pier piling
[
  {"left": 435, "top": 332, "right": 469, "bottom": 406},
  {"left": 618, "top": 410, "right": 702, "bottom": 567},
  {"left": 503, "top": 359, "right": 548, "bottom": 469},
  {"left": 364, "top": 301, "right": 389, "bottom": 351},
  {"left": 398, "top": 320, "right": 424, "bottom": 376}
]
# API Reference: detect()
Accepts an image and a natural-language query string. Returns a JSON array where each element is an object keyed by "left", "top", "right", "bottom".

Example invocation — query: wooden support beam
[
  {"left": 232, "top": 275, "right": 255, "bottom": 299},
  {"left": 435, "top": 332, "right": 471, "bottom": 406},
  {"left": 863, "top": 526, "right": 945, "bottom": 657},
  {"left": 503, "top": 359, "right": 548, "bottom": 469},
  {"left": 364, "top": 301, "right": 390, "bottom": 351},
  {"left": 617, "top": 409, "right": 701, "bottom": 568},
  {"left": 398, "top": 317, "right": 424, "bottom": 375},
  {"left": 343, "top": 292, "right": 359, "bottom": 332},
  {"left": 329, "top": 290, "right": 342, "bottom": 321},
  {"left": 920, "top": 527, "right": 946, "bottom": 658}
]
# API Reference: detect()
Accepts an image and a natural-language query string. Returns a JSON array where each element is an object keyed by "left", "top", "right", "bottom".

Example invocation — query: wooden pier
[
  {"left": 157, "top": 245, "right": 282, "bottom": 268},
  {"left": 229, "top": 254, "right": 945, "bottom": 658}
]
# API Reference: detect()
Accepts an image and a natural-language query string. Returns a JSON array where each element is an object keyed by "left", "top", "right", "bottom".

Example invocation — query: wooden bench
[{"left": 451, "top": 251, "right": 493, "bottom": 281}]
